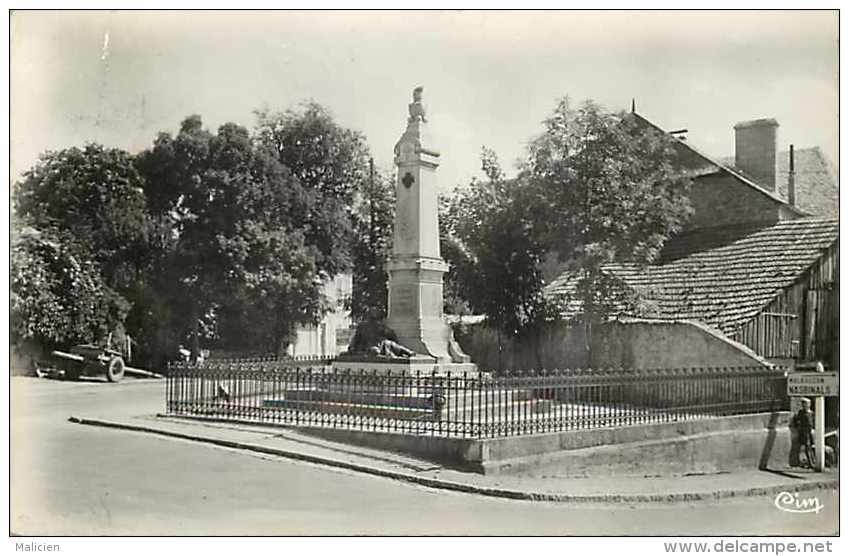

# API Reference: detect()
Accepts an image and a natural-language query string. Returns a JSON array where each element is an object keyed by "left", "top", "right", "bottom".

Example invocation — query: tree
[
  {"left": 350, "top": 159, "right": 395, "bottom": 323},
  {"left": 12, "top": 144, "right": 148, "bottom": 359},
  {"left": 254, "top": 101, "right": 371, "bottom": 278},
  {"left": 126, "top": 116, "right": 217, "bottom": 363},
  {"left": 135, "top": 116, "right": 332, "bottom": 357},
  {"left": 442, "top": 148, "right": 557, "bottom": 340},
  {"left": 523, "top": 98, "right": 693, "bottom": 324},
  {"left": 210, "top": 124, "right": 328, "bottom": 353},
  {"left": 13, "top": 101, "right": 376, "bottom": 365},
  {"left": 14, "top": 144, "right": 149, "bottom": 291},
  {"left": 10, "top": 226, "right": 130, "bottom": 350},
  {"left": 438, "top": 214, "right": 473, "bottom": 317}
]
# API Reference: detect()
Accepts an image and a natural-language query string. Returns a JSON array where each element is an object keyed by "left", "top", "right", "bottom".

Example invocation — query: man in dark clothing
[{"left": 790, "top": 398, "right": 816, "bottom": 468}]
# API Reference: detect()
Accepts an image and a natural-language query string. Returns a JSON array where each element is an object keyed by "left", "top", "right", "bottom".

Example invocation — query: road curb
[{"left": 68, "top": 415, "right": 839, "bottom": 505}]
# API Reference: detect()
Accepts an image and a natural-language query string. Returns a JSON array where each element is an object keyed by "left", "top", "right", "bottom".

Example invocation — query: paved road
[{"left": 10, "top": 377, "right": 838, "bottom": 535}]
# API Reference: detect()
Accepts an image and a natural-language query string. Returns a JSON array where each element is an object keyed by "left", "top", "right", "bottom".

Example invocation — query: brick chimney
[{"left": 733, "top": 118, "right": 779, "bottom": 192}]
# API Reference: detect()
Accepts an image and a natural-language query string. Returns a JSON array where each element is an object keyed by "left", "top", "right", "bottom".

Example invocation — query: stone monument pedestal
[
  {"left": 332, "top": 353, "right": 479, "bottom": 376},
  {"left": 384, "top": 257, "right": 472, "bottom": 366}
]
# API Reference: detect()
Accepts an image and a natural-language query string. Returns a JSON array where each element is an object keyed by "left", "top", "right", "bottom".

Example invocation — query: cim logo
[{"left": 774, "top": 491, "right": 825, "bottom": 514}]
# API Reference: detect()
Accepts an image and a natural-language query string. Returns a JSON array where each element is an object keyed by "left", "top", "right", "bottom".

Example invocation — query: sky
[{"left": 10, "top": 10, "right": 839, "bottom": 192}]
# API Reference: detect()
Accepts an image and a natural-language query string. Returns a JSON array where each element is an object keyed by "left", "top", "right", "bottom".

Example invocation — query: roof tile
[{"left": 545, "top": 217, "right": 839, "bottom": 335}]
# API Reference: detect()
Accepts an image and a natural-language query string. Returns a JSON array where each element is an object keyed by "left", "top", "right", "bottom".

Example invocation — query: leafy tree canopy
[
  {"left": 13, "top": 100, "right": 376, "bottom": 367},
  {"left": 350, "top": 161, "right": 395, "bottom": 324},
  {"left": 442, "top": 148, "right": 557, "bottom": 338},
  {"left": 14, "top": 144, "right": 148, "bottom": 289},
  {"left": 522, "top": 98, "right": 693, "bottom": 321},
  {"left": 135, "top": 116, "right": 328, "bottom": 356},
  {"left": 254, "top": 101, "right": 371, "bottom": 277},
  {"left": 10, "top": 226, "right": 130, "bottom": 349}
]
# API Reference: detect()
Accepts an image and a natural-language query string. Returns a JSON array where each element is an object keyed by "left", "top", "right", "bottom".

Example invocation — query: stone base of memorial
[{"left": 331, "top": 353, "right": 479, "bottom": 376}]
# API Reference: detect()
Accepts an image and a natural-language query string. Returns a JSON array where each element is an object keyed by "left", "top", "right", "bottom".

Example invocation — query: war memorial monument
[{"left": 335, "top": 87, "right": 475, "bottom": 375}]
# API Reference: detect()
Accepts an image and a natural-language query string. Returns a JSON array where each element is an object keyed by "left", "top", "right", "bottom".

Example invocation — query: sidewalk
[{"left": 68, "top": 413, "right": 839, "bottom": 504}]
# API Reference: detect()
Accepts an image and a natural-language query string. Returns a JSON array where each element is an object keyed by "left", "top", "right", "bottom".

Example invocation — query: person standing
[{"left": 790, "top": 398, "right": 815, "bottom": 468}]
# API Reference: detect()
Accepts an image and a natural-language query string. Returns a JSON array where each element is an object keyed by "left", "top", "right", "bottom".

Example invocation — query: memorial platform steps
[
  {"left": 274, "top": 387, "right": 534, "bottom": 408},
  {"left": 261, "top": 398, "right": 436, "bottom": 420},
  {"left": 260, "top": 394, "right": 555, "bottom": 422}
]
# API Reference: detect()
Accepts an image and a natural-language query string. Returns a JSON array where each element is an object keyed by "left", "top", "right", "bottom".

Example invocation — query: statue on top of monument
[{"left": 408, "top": 85, "right": 427, "bottom": 123}]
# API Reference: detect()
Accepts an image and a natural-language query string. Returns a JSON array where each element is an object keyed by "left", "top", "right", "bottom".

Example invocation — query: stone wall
[
  {"left": 456, "top": 319, "right": 770, "bottom": 372},
  {"left": 594, "top": 319, "right": 772, "bottom": 369},
  {"left": 481, "top": 412, "right": 791, "bottom": 476},
  {"left": 687, "top": 172, "right": 784, "bottom": 231},
  {"left": 454, "top": 322, "right": 590, "bottom": 372},
  {"left": 11, "top": 341, "right": 41, "bottom": 376},
  {"left": 297, "top": 412, "right": 792, "bottom": 476}
]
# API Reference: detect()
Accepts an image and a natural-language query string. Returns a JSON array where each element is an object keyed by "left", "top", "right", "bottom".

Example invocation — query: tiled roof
[
  {"left": 545, "top": 218, "right": 838, "bottom": 335},
  {"left": 719, "top": 148, "right": 839, "bottom": 217}
]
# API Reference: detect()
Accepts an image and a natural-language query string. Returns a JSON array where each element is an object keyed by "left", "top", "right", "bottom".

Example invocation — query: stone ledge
[{"left": 331, "top": 359, "right": 481, "bottom": 376}]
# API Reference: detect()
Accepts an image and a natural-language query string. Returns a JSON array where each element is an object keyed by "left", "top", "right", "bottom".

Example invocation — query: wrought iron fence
[
  {"left": 165, "top": 365, "right": 789, "bottom": 438},
  {"left": 170, "top": 354, "right": 333, "bottom": 372}
]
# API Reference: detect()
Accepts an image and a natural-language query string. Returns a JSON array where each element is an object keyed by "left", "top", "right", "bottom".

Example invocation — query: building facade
[{"left": 288, "top": 273, "right": 354, "bottom": 357}]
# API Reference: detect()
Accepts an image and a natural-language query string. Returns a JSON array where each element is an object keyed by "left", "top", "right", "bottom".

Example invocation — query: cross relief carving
[{"left": 402, "top": 172, "right": 415, "bottom": 188}]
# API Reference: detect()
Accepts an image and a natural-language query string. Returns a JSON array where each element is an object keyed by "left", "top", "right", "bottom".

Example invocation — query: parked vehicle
[
  {"left": 45, "top": 344, "right": 126, "bottom": 382},
  {"left": 36, "top": 335, "right": 163, "bottom": 382}
]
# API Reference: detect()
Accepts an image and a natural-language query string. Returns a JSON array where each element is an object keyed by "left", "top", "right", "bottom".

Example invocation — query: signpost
[
  {"left": 787, "top": 372, "right": 839, "bottom": 397},
  {"left": 788, "top": 363, "right": 838, "bottom": 472}
]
